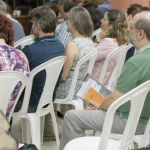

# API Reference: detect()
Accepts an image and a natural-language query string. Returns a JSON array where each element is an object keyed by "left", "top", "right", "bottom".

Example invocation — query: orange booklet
[{"left": 84, "top": 87, "right": 105, "bottom": 105}]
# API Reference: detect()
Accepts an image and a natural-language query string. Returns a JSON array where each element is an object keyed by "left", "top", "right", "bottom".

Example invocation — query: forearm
[
  {"left": 98, "top": 97, "right": 115, "bottom": 111},
  {"left": 97, "top": 90, "right": 124, "bottom": 111}
]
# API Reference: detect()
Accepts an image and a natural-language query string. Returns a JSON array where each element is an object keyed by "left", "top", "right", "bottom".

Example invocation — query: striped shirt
[{"left": 55, "top": 21, "right": 72, "bottom": 47}]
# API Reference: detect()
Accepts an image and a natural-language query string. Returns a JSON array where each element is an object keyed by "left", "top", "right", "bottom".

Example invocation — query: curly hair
[
  {"left": 107, "top": 9, "right": 128, "bottom": 46},
  {"left": 0, "top": 13, "right": 14, "bottom": 46}
]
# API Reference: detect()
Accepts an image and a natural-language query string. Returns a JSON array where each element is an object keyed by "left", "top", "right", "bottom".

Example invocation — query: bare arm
[
  {"left": 98, "top": 90, "right": 124, "bottom": 111},
  {"left": 61, "top": 41, "right": 79, "bottom": 81},
  {"left": 85, "top": 90, "right": 124, "bottom": 111}
]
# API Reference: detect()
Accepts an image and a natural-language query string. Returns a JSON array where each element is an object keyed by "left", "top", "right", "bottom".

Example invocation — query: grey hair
[
  {"left": 0, "top": 0, "right": 7, "bottom": 13},
  {"left": 135, "top": 18, "right": 150, "bottom": 40},
  {"left": 31, "top": 6, "right": 57, "bottom": 33},
  {"left": 69, "top": 6, "right": 93, "bottom": 37}
]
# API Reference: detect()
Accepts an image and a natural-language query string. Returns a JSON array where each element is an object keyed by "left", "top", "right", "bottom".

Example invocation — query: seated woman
[
  {"left": 124, "top": 5, "right": 141, "bottom": 62},
  {"left": 0, "top": 13, "right": 30, "bottom": 118},
  {"left": 56, "top": 6, "right": 95, "bottom": 99},
  {"left": 92, "top": 9, "right": 128, "bottom": 86},
  {"left": 82, "top": 2, "right": 102, "bottom": 31}
]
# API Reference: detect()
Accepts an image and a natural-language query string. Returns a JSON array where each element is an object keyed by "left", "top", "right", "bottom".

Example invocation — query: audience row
[{"left": 0, "top": 1, "right": 150, "bottom": 150}]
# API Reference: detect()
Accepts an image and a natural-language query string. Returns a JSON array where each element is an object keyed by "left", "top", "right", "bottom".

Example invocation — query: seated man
[
  {"left": 55, "top": 0, "right": 76, "bottom": 47},
  {"left": 0, "top": 1, "right": 25, "bottom": 42},
  {"left": 15, "top": 6, "right": 65, "bottom": 112},
  {"left": 59, "top": 11, "right": 150, "bottom": 150}
]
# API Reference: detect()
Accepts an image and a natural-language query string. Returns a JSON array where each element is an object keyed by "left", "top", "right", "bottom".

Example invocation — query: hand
[
  {"left": 97, "top": 28, "right": 109, "bottom": 42},
  {"left": 85, "top": 101, "right": 100, "bottom": 110}
]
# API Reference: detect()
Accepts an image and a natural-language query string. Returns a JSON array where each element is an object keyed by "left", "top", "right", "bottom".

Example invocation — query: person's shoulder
[
  {"left": 100, "top": 38, "right": 118, "bottom": 46},
  {"left": 22, "top": 42, "right": 35, "bottom": 52},
  {"left": 11, "top": 18, "right": 24, "bottom": 30},
  {"left": 66, "top": 41, "right": 77, "bottom": 48}
]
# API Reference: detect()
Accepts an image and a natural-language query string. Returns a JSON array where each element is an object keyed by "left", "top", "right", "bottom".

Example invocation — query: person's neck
[
  {"left": 0, "top": 39, "right": 7, "bottom": 46},
  {"left": 136, "top": 40, "right": 150, "bottom": 51},
  {"left": 72, "top": 31, "right": 85, "bottom": 39},
  {"left": 38, "top": 32, "right": 54, "bottom": 39}
]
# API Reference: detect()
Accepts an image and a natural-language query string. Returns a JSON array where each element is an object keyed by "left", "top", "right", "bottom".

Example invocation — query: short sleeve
[
  {"left": 22, "top": 46, "right": 32, "bottom": 64},
  {"left": 115, "top": 61, "right": 142, "bottom": 94}
]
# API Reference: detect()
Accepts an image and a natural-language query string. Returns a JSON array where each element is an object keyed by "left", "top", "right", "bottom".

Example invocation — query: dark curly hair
[{"left": 0, "top": 13, "right": 14, "bottom": 46}]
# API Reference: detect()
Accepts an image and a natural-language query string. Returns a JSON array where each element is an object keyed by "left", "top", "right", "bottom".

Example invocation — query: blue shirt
[
  {"left": 125, "top": 46, "right": 135, "bottom": 62},
  {"left": 11, "top": 19, "right": 25, "bottom": 42},
  {"left": 98, "top": 1, "right": 110, "bottom": 14},
  {"left": 20, "top": 35, "right": 65, "bottom": 106},
  {"left": 55, "top": 21, "right": 72, "bottom": 47}
]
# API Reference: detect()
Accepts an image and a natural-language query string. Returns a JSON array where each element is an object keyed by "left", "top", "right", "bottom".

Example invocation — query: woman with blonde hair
[{"left": 92, "top": 9, "right": 128, "bottom": 86}]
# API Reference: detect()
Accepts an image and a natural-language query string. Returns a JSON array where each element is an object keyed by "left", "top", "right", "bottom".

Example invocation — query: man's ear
[
  {"left": 138, "top": 29, "right": 145, "bottom": 40},
  {"left": 36, "top": 23, "right": 42, "bottom": 31}
]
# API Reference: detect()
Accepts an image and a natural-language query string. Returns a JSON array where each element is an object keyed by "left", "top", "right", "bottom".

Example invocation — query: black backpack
[{"left": 19, "top": 144, "right": 38, "bottom": 150}]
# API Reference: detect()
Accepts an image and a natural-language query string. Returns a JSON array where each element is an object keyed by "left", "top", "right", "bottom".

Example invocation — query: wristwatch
[{"left": 94, "top": 38, "right": 99, "bottom": 44}]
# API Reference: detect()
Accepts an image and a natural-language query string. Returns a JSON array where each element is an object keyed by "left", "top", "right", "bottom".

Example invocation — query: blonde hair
[{"left": 107, "top": 9, "right": 129, "bottom": 46}]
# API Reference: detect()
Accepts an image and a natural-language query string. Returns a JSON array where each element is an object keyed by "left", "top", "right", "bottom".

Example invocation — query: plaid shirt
[{"left": 55, "top": 21, "right": 72, "bottom": 47}]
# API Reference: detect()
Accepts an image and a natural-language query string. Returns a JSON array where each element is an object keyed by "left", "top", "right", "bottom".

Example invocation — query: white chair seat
[{"left": 64, "top": 137, "right": 121, "bottom": 150}]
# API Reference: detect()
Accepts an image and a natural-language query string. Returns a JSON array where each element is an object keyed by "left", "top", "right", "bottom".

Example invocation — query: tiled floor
[
  {"left": 10, "top": 115, "right": 139, "bottom": 150},
  {"left": 10, "top": 117, "right": 92, "bottom": 150},
  {"left": 10, "top": 117, "right": 58, "bottom": 150}
]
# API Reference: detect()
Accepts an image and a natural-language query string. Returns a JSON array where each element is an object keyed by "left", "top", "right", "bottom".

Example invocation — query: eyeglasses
[{"left": 64, "top": 17, "right": 70, "bottom": 22}]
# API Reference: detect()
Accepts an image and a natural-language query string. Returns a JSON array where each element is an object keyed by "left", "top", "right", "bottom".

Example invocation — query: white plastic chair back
[
  {"left": 64, "top": 81, "right": 150, "bottom": 150},
  {"left": 92, "top": 28, "right": 102, "bottom": 37},
  {"left": 98, "top": 44, "right": 126, "bottom": 87},
  {"left": 56, "top": 23, "right": 63, "bottom": 30},
  {"left": 16, "top": 56, "right": 67, "bottom": 114},
  {"left": 0, "top": 71, "right": 28, "bottom": 122},
  {"left": 107, "top": 43, "right": 133, "bottom": 89},
  {"left": 99, "top": 80, "right": 150, "bottom": 150},
  {"left": 13, "top": 56, "right": 66, "bottom": 150},
  {"left": 14, "top": 35, "right": 35, "bottom": 49},
  {"left": 64, "top": 46, "right": 99, "bottom": 101}
]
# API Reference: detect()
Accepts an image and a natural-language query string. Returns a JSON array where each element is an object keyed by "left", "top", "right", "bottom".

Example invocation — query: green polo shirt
[{"left": 116, "top": 43, "right": 150, "bottom": 125}]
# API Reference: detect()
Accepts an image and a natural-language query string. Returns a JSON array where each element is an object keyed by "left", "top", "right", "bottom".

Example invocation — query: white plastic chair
[
  {"left": 56, "top": 23, "right": 63, "bottom": 30},
  {"left": 98, "top": 44, "right": 132, "bottom": 89},
  {"left": 94, "top": 118, "right": 150, "bottom": 148},
  {"left": 64, "top": 80, "right": 150, "bottom": 150},
  {"left": 14, "top": 35, "right": 35, "bottom": 49},
  {"left": 92, "top": 28, "right": 102, "bottom": 38},
  {"left": 13, "top": 56, "right": 67, "bottom": 150},
  {"left": 107, "top": 43, "right": 133, "bottom": 89},
  {"left": 54, "top": 46, "right": 99, "bottom": 110},
  {"left": 0, "top": 71, "right": 28, "bottom": 122}
]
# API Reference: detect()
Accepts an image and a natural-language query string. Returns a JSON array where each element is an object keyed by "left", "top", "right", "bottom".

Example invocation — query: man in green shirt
[{"left": 59, "top": 11, "right": 150, "bottom": 150}]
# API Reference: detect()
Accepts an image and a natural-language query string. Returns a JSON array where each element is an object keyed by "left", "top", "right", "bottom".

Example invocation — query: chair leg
[
  {"left": 27, "top": 114, "right": 41, "bottom": 150},
  {"left": 72, "top": 99, "right": 84, "bottom": 110},
  {"left": 50, "top": 106, "right": 60, "bottom": 149},
  {"left": 40, "top": 116, "right": 45, "bottom": 144},
  {"left": 54, "top": 103, "right": 61, "bottom": 112},
  {"left": 21, "top": 118, "right": 32, "bottom": 144}
]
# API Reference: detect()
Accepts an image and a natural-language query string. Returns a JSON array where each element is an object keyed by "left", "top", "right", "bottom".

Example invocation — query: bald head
[{"left": 133, "top": 11, "right": 150, "bottom": 40}]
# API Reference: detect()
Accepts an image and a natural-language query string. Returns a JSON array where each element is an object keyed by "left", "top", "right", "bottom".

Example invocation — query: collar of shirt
[
  {"left": 36, "top": 34, "right": 56, "bottom": 43},
  {"left": 137, "top": 42, "right": 150, "bottom": 53}
]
